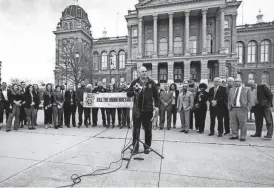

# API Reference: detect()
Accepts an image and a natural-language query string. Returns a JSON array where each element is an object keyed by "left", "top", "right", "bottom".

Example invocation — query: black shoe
[
  {"left": 92, "top": 124, "right": 97, "bottom": 127},
  {"left": 120, "top": 125, "right": 125, "bottom": 129},
  {"left": 103, "top": 122, "right": 106, "bottom": 127},
  {"left": 160, "top": 127, "right": 163, "bottom": 130},
  {"left": 28, "top": 126, "right": 32, "bottom": 130},
  {"left": 218, "top": 133, "right": 223, "bottom": 137},
  {"left": 250, "top": 134, "right": 261, "bottom": 137},
  {"left": 229, "top": 137, "right": 238, "bottom": 140},
  {"left": 6, "top": 129, "right": 10, "bottom": 132},
  {"left": 208, "top": 133, "right": 214, "bottom": 136},
  {"left": 198, "top": 131, "right": 204, "bottom": 134},
  {"left": 59, "top": 126, "right": 63, "bottom": 128},
  {"left": 264, "top": 135, "right": 272, "bottom": 139},
  {"left": 106, "top": 124, "right": 110, "bottom": 128},
  {"left": 112, "top": 124, "right": 115, "bottom": 128},
  {"left": 240, "top": 138, "right": 246, "bottom": 142},
  {"left": 224, "top": 132, "right": 230, "bottom": 135},
  {"left": 73, "top": 125, "right": 76, "bottom": 127},
  {"left": 167, "top": 127, "right": 171, "bottom": 130},
  {"left": 54, "top": 126, "right": 58, "bottom": 129},
  {"left": 32, "top": 127, "right": 36, "bottom": 130},
  {"left": 184, "top": 131, "right": 189, "bottom": 134},
  {"left": 67, "top": 125, "right": 71, "bottom": 128},
  {"left": 127, "top": 125, "right": 131, "bottom": 129},
  {"left": 78, "top": 125, "right": 81, "bottom": 128},
  {"left": 144, "top": 148, "right": 150, "bottom": 154},
  {"left": 132, "top": 147, "right": 139, "bottom": 154},
  {"left": 180, "top": 129, "right": 185, "bottom": 133}
]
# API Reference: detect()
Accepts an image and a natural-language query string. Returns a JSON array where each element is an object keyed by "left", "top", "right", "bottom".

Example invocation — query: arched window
[
  {"left": 224, "top": 20, "right": 229, "bottom": 28},
  {"left": 261, "top": 71, "right": 270, "bottom": 85},
  {"left": 174, "top": 67, "right": 182, "bottom": 82},
  {"left": 191, "top": 67, "right": 198, "bottom": 80},
  {"left": 102, "top": 78, "right": 107, "bottom": 84},
  {"left": 132, "top": 46, "right": 137, "bottom": 60},
  {"left": 93, "top": 52, "right": 99, "bottom": 70},
  {"left": 119, "top": 50, "right": 126, "bottom": 69},
  {"left": 261, "top": 40, "right": 270, "bottom": 62},
  {"left": 132, "top": 69, "right": 138, "bottom": 80},
  {"left": 111, "top": 77, "right": 116, "bottom": 84},
  {"left": 145, "top": 39, "right": 153, "bottom": 57},
  {"left": 248, "top": 72, "right": 255, "bottom": 81},
  {"left": 174, "top": 37, "right": 183, "bottom": 55},
  {"left": 101, "top": 52, "right": 108, "bottom": 70},
  {"left": 236, "top": 42, "right": 244, "bottom": 64},
  {"left": 189, "top": 36, "right": 197, "bottom": 54},
  {"left": 120, "top": 77, "right": 125, "bottom": 83},
  {"left": 159, "top": 38, "right": 168, "bottom": 56},
  {"left": 206, "top": 34, "right": 212, "bottom": 54},
  {"left": 132, "top": 29, "right": 137, "bottom": 37},
  {"left": 224, "top": 40, "right": 230, "bottom": 54},
  {"left": 248, "top": 41, "right": 257, "bottom": 63},
  {"left": 237, "top": 73, "right": 243, "bottom": 81},
  {"left": 109, "top": 51, "right": 116, "bottom": 69}
]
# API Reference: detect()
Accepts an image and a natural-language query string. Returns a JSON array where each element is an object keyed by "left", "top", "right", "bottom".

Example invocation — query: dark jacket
[
  {"left": 257, "top": 84, "right": 273, "bottom": 107},
  {"left": 53, "top": 91, "right": 64, "bottom": 106},
  {"left": 208, "top": 86, "right": 227, "bottom": 109},
  {"left": 43, "top": 92, "right": 54, "bottom": 108},
  {"left": 0, "top": 90, "right": 6, "bottom": 108},
  {"left": 76, "top": 86, "right": 86, "bottom": 104},
  {"left": 64, "top": 90, "right": 76, "bottom": 107},
  {"left": 127, "top": 77, "right": 159, "bottom": 112},
  {"left": 33, "top": 91, "right": 41, "bottom": 109},
  {"left": 23, "top": 92, "right": 40, "bottom": 109},
  {"left": 194, "top": 91, "right": 209, "bottom": 110}
]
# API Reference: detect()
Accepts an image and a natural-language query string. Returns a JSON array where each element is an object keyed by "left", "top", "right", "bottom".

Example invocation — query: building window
[
  {"left": 224, "top": 40, "right": 230, "bottom": 54},
  {"left": 248, "top": 41, "right": 257, "bottom": 63},
  {"left": 261, "top": 72, "right": 270, "bottom": 85},
  {"left": 224, "top": 20, "right": 229, "bottom": 28},
  {"left": 101, "top": 52, "right": 108, "bottom": 70},
  {"left": 206, "top": 34, "right": 212, "bottom": 54},
  {"left": 174, "top": 67, "right": 182, "bottom": 82},
  {"left": 225, "top": 66, "right": 230, "bottom": 78},
  {"left": 207, "top": 68, "right": 212, "bottom": 81},
  {"left": 132, "top": 46, "right": 137, "bottom": 60},
  {"left": 191, "top": 67, "right": 198, "bottom": 81},
  {"left": 102, "top": 77, "right": 107, "bottom": 84},
  {"left": 120, "top": 77, "right": 125, "bottom": 84},
  {"left": 109, "top": 51, "right": 116, "bottom": 69},
  {"left": 159, "top": 66, "right": 167, "bottom": 83},
  {"left": 93, "top": 52, "right": 99, "bottom": 70},
  {"left": 159, "top": 38, "right": 168, "bottom": 56},
  {"left": 119, "top": 50, "right": 126, "bottom": 69},
  {"left": 145, "top": 39, "right": 153, "bottom": 57},
  {"left": 174, "top": 37, "right": 183, "bottom": 55},
  {"left": 261, "top": 40, "right": 270, "bottom": 62},
  {"left": 236, "top": 42, "right": 244, "bottom": 64},
  {"left": 132, "top": 69, "right": 138, "bottom": 80},
  {"left": 111, "top": 77, "right": 115, "bottom": 84},
  {"left": 189, "top": 36, "right": 197, "bottom": 54},
  {"left": 132, "top": 29, "right": 137, "bottom": 37},
  {"left": 248, "top": 73, "right": 255, "bottom": 81}
]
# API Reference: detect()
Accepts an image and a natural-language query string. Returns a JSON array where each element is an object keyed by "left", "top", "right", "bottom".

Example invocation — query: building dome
[{"left": 61, "top": 5, "right": 90, "bottom": 26}]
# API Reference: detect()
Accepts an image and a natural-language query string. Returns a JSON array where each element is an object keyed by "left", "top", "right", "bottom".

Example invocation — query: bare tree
[
  {"left": 9, "top": 78, "right": 30, "bottom": 85},
  {"left": 56, "top": 38, "right": 91, "bottom": 88}
]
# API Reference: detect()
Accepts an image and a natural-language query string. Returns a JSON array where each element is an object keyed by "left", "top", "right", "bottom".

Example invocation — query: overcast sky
[{"left": 0, "top": 0, "right": 273, "bottom": 84}]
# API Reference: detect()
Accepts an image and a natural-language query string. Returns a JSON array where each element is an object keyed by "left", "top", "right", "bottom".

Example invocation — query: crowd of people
[{"left": 0, "top": 67, "right": 273, "bottom": 146}]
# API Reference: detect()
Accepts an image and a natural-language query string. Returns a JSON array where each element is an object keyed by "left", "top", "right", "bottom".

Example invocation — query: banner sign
[{"left": 83, "top": 92, "right": 134, "bottom": 108}]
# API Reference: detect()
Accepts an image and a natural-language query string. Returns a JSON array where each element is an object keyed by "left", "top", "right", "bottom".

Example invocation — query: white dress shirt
[
  {"left": 2, "top": 89, "right": 8, "bottom": 101},
  {"left": 235, "top": 86, "right": 242, "bottom": 107}
]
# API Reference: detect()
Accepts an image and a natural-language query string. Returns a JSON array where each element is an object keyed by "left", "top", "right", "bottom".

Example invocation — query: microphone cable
[{"left": 57, "top": 127, "right": 132, "bottom": 188}]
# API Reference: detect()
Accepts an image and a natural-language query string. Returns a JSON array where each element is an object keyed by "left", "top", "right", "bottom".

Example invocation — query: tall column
[
  {"left": 183, "top": 60, "right": 191, "bottom": 80},
  {"left": 153, "top": 14, "right": 158, "bottom": 58},
  {"left": 219, "top": 7, "right": 225, "bottom": 54},
  {"left": 127, "top": 26, "right": 132, "bottom": 60},
  {"left": 218, "top": 59, "right": 226, "bottom": 78},
  {"left": 152, "top": 63, "right": 158, "bottom": 82},
  {"left": 168, "top": 62, "right": 174, "bottom": 82},
  {"left": 184, "top": 10, "right": 190, "bottom": 56},
  {"left": 231, "top": 14, "right": 237, "bottom": 55},
  {"left": 202, "top": 9, "right": 208, "bottom": 55},
  {"left": 200, "top": 60, "right": 208, "bottom": 80},
  {"left": 138, "top": 17, "right": 143, "bottom": 58},
  {"left": 168, "top": 13, "right": 174, "bottom": 57}
]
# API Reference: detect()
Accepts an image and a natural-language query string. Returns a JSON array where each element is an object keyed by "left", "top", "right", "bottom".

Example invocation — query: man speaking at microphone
[{"left": 127, "top": 66, "right": 160, "bottom": 154}]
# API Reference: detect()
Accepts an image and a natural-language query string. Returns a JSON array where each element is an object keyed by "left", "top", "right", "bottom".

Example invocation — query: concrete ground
[{"left": 0, "top": 110, "right": 274, "bottom": 187}]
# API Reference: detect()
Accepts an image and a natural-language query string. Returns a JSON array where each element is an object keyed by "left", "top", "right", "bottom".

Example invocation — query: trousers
[
  {"left": 25, "top": 106, "right": 38, "bottom": 126},
  {"left": 53, "top": 106, "right": 63, "bottom": 126},
  {"left": 180, "top": 109, "right": 190, "bottom": 131},
  {"left": 6, "top": 104, "right": 21, "bottom": 130},
  {"left": 254, "top": 105, "right": 273, "bottom": 136},
  {"left": 230, "top": 108, "right": 248, "bottom": 139}
]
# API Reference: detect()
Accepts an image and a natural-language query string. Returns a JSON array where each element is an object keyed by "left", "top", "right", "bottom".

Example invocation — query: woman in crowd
[
  {"left": 43, "top": 83, "right": 54, "bottom": 129},
  {"left": 106, "top": 84, "right": 116, "bottom": 128},
  {"left": 6, "top": 84, "right": 22, "bottom": 132},
  {"left": 169, "top": 83, "right": 179, "bottom": 128},
  {"left": 53, "top": 85, "right": 64, "bottom": 129},
  {"left": 33, "top": 84, "right": 41, "bottom": 126},
  {"left": 23, "top": 85, "right": 40, "bottom": 130},
  {"left": 83, "top": 84, "right": 92, "bottom": 127},
  {"left": 193, "top": 83, "right": 209, "bottom": 134}
]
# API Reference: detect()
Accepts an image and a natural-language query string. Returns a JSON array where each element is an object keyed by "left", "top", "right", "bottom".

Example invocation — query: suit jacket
[
  {"left": 228, "top": 86, "right": 251, "bottom": 111},
  {"left": 43, "top": 92, "right": 54, "bottom": 108},
  {"left": 23, "top": 92, "right": 40, "bottom": 109},
  {"left": 194, "top": 91, "right": 209, "bottom": 110},
  {"left": 64, "top": 90, "right": 76, "bottom": 107},
  {"left": 257, "top": 84, "right": 273, "bottom": 107},
  {"left": 160, "top": 90, "right": 174, "bottom": 110},
  {"left": 208, "top": 86, "right": 227, "bottom": 110},
  {"left": 177, "top": 91, "right": 193, "bottom": 112}
]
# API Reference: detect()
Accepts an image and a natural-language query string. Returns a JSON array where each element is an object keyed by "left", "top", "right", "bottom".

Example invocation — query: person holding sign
[{"left": 127, "top": 66, "right": 160, "bottom": 154}]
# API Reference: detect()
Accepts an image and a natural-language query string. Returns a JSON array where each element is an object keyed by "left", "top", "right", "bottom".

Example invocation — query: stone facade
[{"left": 53, "top": 1, "right": 274, "bottom": 88}]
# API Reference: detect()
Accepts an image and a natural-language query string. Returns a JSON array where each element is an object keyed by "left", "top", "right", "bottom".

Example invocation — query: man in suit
[
  {"left": 76, "top": 81, "right": 86, "bottom": 128},
  {"left": 159, "top": 84, "right": 173, "bottom": 130},
  {"left": 177, "top": 82, "right": 193, "bottom": 133},
  {"left": 0, "top": 82, "right": 10, "bottom": 126},
  {"left": 250, "top": 81, "right": 273, "bottom": 139},
  {"left": 64, "top": 84, "right": 77, "bottom": 127},
  {"left": 188, "top": 80, "right": 198, "bottom": 131},
  {"left": 96, "top": 81, "right": 107, "bottom": 127},
  {"left": 223, "top": 77, "right": 234, "bottom": 135},
  {"left": 228, "top": 77, "right": 251, "bottom": 141},
  {"left": 20, "top": 81, "right": 27, "bottom": 127},
  {"left": 208, "top": 77, "right": 227, "bottom": 137}
]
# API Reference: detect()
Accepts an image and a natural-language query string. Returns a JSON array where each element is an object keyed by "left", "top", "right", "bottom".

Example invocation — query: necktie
[{"left": 233, "top": 88, "right": 239, "bottom": 106}]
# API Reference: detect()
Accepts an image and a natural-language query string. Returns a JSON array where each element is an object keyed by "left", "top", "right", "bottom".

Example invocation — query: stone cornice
[
  {"left": 237, "top": 22, "right": 274, "bottom": 33},
  {"left": 92, "top": 36, "right": 128, "bottom": 45},
  {"left": 53, "top": 29, "right": 93, "bottom": 41}
]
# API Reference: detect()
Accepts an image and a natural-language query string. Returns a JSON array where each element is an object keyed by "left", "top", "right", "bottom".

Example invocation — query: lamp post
[
  {"left": 75, "top": 52, "right": 80, "bottom": 88},
  {"left": 64, "top": 60, "right": 69, "bottom": 90},
  {"left": 0, "top": 61, "right": 2, "bottom": 84},
  {"left": 109, "top": 54, "right": 115, "bottom": 84}
]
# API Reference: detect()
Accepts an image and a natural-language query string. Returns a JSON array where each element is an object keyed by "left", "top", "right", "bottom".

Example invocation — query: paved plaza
[{"left": 0, "top": 110, "right": 274, "bottom": 187}]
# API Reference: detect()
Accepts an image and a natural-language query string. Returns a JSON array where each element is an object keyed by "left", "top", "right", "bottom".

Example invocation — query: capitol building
[{"left": 53, "top": 0, "right": 274, "bottom": 89}]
